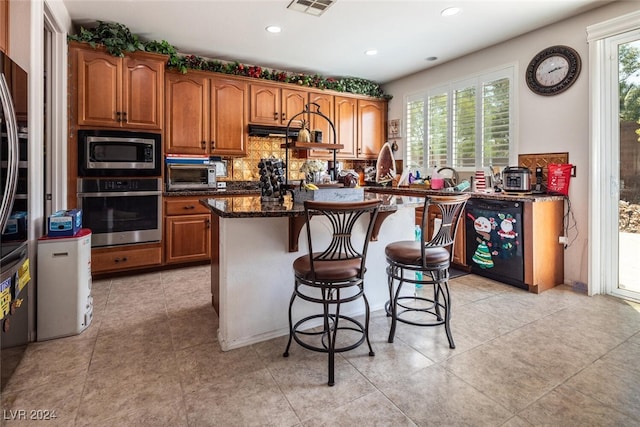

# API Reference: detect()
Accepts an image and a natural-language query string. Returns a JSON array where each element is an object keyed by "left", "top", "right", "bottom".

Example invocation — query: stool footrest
[{"left": 291, "top": 313, "right": 367, "bottom": 354}]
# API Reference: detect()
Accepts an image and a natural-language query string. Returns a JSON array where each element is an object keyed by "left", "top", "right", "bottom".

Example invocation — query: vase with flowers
[{"left": 300, "top": 160, "right": 326, "bottom": 184}]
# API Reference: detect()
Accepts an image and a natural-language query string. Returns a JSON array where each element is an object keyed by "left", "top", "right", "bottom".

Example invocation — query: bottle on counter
[
  {"left": 414, "top": 225, "right": 423, "bottom": 289},
  {"left": 431, "top": 166, "right": 444, "bottom": 190}
]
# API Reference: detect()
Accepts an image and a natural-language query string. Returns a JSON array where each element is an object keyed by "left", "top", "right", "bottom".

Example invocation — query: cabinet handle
[
  {"left": 114, "top": 257, "right": 128, "bottom": 263},
  {"left": 201, "top": 141, "right": 206, "bottom": 149},
  {"left": 273, "top": 112, "right": 278, "bottom": 120},
  {"left": 122, "top": 111, "right": 127, "bottom": 122},
  {"left": 281, "top": 112, "right": 285, "bottom": 121},
  {"left": 211, "top": 141, "right": 215, "bottom": 150},
  {"left": 115, "top": 111, "right": 121, "bottom": 122},
  {"left": 184, "top": 205, "right": 195, "bottom": 210},
  {"left": 206, "top": 218, "right": 211, "bottom": 229}
]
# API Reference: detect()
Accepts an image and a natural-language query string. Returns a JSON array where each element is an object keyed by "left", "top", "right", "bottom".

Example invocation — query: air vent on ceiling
[{"left": 287, "top": 0, "right": 335, "bottom": 16}]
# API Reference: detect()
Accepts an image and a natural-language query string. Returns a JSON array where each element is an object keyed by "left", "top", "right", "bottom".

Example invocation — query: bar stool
[
  {"left": 283, "top": 199, "right": 382, "bottom": 386},
  {"left": 385, "top": 194, "right": 469, "bottom": 348}
]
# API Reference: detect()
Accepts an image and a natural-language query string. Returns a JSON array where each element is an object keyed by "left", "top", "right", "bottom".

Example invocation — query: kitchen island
[{"left": 201, "top": 192, "right": 423, "bottom": 351}]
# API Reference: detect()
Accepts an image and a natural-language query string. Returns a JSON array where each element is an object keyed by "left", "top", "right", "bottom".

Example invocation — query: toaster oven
[{"left": 166, "top": 163, "right": 217, "bottom": 191}]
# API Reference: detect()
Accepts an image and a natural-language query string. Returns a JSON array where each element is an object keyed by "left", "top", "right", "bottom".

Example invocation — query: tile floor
[{"left": 2, "top": 265, "right": 640, "bottom": 426}]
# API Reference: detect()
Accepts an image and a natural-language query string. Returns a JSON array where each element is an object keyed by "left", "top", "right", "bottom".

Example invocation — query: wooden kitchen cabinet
[
  {"left": 305, "top": 95, "right": 386, "bottom": 161},
  {"left": 334, "top": 96, "right": 358, "bottom": 159},
  {"left": 71, "top": 42, "right": 165, "bottom": 130},
  {"left": 92, "top": 243, "right": 163, "bottom": 274},
  {"left": 303, "top": 91, "right": 336, "bottom": 159},
  {"left": 164, "top": 197, "right": 212, "bottom": 264},
  {"left": 0, "top": 0, "right": 8, "bottom": 54},
  {"left": 357, "top": 98, "right": 386, "bottom": 159},
  {"left": 165, "top": 71, "right": 248, "bottom": 156},
  {"left": 249, "top": 83, "right": 307, "bottom": 128},
  {"left": 416, "top": 206, "right": 466, "bottom": 267}
]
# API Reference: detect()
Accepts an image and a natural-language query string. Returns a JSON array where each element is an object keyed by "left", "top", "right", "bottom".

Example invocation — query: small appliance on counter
[
  {"left": 165, "top": 155, "right": 220, "bottom": 191},
  {"left": 502, "top": 166, "right": 532, "bottom": 193}
]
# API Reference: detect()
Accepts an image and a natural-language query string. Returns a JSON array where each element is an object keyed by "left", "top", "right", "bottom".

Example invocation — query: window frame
[{"left": 403, "top": 65, "right": 516, "bottom": 173}]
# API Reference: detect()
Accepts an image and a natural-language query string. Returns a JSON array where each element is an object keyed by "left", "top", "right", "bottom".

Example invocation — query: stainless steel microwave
[
  {"left": 166, "top": 163, "right": 217, "bottom": 191},
  {"left": 78, "top": 130, "right": 161, "bottom": 177}
]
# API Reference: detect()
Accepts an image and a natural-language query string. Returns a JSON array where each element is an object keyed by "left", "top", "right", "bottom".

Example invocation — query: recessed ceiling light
[
  {"left": 365, "top": 49, "right": 378, "bottom": 56},
  {"left": 426, "top": 56, "right": 438, "bottom": 61},
  {"left": 265, "top": 26, "right": 282, "bottom": 33},
  {"left": 441, "top": 7, "right": 461, "bottom": 17}
]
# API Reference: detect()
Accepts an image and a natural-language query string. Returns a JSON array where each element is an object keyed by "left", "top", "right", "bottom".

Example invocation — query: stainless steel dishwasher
[{"left": 464, "top": 198, "right": 526, "bottom": 289}]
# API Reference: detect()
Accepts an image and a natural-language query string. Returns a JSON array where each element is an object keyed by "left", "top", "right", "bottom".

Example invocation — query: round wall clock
[{"left": 525, "top": 45, "right": 581, "bottom": 96}]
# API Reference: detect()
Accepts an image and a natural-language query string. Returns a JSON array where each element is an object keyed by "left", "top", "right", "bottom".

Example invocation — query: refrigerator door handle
[{"left": 0, "top": 73, "right": 19, "bottom": 233}]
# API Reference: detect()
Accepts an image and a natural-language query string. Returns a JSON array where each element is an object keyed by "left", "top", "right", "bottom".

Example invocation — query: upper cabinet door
[
  {"left": 357, "top": 99, "right": 386, "bottom": 159},
  {"left": 0, "top": 0, "right": 8, "bottom": 54},
  {"left": 164, "top": 72, "right": 209, "bottom": 154},
  {"left": 122, "top": 56, "right": 164, "bottom": 129},
  {"left": 281, "top": 88, "right": 307, "bottom": 128},
  {"left": 249, "top": 84, "right": 280, "bottom": 125},
  {"left": 76, "top": 49, "right": 121, "bottom": 127},
  {"left": 335, "top": 96, "right": 357, "bottom": 159},
  {"left": 73, "top": 44, "right": 165, "bottom": 130},
  {"left": 249, "top": 84, "right": 307, "bottom": 127},
  {"left": 210, "top": 77, "right": 248, "bottom": 156}
]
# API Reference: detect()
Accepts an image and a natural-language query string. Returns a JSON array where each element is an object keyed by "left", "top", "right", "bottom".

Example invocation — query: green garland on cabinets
[{"left": 68, "top": 21, "right": 391, "bottom": 100}]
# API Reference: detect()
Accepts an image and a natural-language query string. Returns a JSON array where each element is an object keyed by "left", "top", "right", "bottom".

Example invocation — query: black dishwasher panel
[{"left": 465, "top": 199, "right": 526, "bottom": 289}]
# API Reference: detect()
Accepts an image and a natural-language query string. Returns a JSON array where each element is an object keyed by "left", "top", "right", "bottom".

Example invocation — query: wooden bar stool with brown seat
[
  {"left": 283, "top": 199, "right": 382, "bottom": 386},
  {"left": 385, "top": 193, "right": 469, "bottom": 348}
]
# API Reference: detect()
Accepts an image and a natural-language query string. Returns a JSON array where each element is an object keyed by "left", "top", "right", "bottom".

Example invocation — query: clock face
[{"left": 526, "top": 46, "right": 581, "bottom": 96}]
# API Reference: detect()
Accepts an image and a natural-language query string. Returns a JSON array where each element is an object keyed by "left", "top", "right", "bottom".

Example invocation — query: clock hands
[{"left": 547, "top": 66, "right": 566, "bottom": 74}]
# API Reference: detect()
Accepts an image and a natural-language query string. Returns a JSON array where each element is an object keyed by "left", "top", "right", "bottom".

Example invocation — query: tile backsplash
[{"left": 226, "top": 136, "right": 364, "bottom": 182}]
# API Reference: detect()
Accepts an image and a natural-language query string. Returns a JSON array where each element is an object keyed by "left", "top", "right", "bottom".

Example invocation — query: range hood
[{"left": 248, "top": 124, "right": 299, "bottom": 138}]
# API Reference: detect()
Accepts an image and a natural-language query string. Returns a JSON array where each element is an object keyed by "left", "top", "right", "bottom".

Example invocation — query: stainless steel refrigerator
[{"left": 1, "top": 49, "right": 30, "bottom": 389}]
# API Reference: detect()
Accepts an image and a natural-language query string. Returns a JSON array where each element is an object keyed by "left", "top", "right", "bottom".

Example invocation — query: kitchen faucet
[{"left": 436, "top": 167, "right": 459, "bottom": 187}]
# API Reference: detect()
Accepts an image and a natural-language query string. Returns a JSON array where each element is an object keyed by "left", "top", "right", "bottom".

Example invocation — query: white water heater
[{"left": 37, "top": 229, "right": 93, "bottom": 341}]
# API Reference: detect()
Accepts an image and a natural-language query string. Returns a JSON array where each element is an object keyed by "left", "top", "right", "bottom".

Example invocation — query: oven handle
[{"left": 77, "top": 191, "right": 162, "bottom": 198}]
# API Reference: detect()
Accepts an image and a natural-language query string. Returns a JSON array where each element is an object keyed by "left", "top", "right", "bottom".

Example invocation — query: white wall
[{"left": 382, "top": 1, "right": 640, "bottom": 289}]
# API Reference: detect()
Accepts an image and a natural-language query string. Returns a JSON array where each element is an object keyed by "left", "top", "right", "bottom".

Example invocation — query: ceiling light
[
  {"left": 365, "top": 49, "right": 378, "bottom": 56},
  {"left": 265, "top": 26, "right": 282, "bottom": 33},
  {"left": 441, "top": 7, "right": 461, "bottom": 17}
]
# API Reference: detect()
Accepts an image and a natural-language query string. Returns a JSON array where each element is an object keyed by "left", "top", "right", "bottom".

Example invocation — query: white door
[
  {"left": 588, "top": 12, "right": 640, "bottom": 302},
  {"left": 616, "top": 35, "right": 640, "bottom": 299}
]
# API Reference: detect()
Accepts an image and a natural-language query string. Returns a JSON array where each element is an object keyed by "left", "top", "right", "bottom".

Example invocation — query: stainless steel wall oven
[{"left": 77, "top": 178, "right": 162, "bottom": 247}]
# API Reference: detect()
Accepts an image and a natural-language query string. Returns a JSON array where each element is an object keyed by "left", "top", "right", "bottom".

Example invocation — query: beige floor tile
[
  {"left": 2, "top": 338, "right": 94, "bottom": 393},
  {"left": 176, "top": 342, "right": 265, "bottom": 393},
  {"left": 565, "top": 358, "right": 640, "bottom": 421},
  {"left": 302, "top": 390, "right": 416, "bottom": 426},
  {"left": 443, "top": 342, "right": 555, "bottom": 412},
  {"left": 185, "top": 368, "right": 299, "bottom": 426},
  {"left": 76, "top": 370, "right": 184, "bottom": 426},
  {"left": 518, "top": 383, "right": 637, "bottom": 426},
  {"left": 167, "top": 309, "right": 218, "bottom": 350},
  {"left": 378, "top": 364, "right": 514, "bottom": 426},
  {"left": 1, "top": 370, "right": 86, "bottom": 426}
]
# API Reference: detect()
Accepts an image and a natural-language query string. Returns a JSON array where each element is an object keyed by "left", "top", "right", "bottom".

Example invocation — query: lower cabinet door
[{"left": 165, "top": 214, "right": 212, "bottom": 264}]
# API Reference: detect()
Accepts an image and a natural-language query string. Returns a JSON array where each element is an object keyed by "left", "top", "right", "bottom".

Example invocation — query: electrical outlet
[{"left": 559, "top": 236, "right": 568, "bottom": 244}]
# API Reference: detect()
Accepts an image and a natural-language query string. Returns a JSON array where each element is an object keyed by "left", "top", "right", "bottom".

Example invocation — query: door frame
[{"left": 587, "top": 10, "right": 640, "bottom": 301}]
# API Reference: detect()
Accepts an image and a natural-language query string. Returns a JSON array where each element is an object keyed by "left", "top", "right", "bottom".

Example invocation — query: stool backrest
[
  {"left": 418, "top": 194, "right": 470, "bottom": 264},
  {"left": 304, "top": 199, "right": 382, "bottom": 278}
]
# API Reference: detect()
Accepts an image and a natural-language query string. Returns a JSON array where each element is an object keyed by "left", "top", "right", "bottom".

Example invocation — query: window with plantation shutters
[
  {"left": 403, "top": 66, "right": 514, "bottom": 173},
  {"left": 406, "top": 96, "right": 425, "bottom": 171}
]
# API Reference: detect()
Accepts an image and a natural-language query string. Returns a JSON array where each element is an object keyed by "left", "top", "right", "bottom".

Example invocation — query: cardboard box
[{"left": 47, "top": 209, "right": 82, "bottom": 237}]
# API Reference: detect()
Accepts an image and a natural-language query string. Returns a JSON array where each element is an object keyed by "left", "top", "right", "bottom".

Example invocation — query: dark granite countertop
[
  {"left": 164, "top": 189, "right": 260, "bottom": 197},
  {"left": 365, "top": 186, "right": 566, "bottom": 202},
  {"left": 200, "top": 192, "right": 424, "bottom": 218}
]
